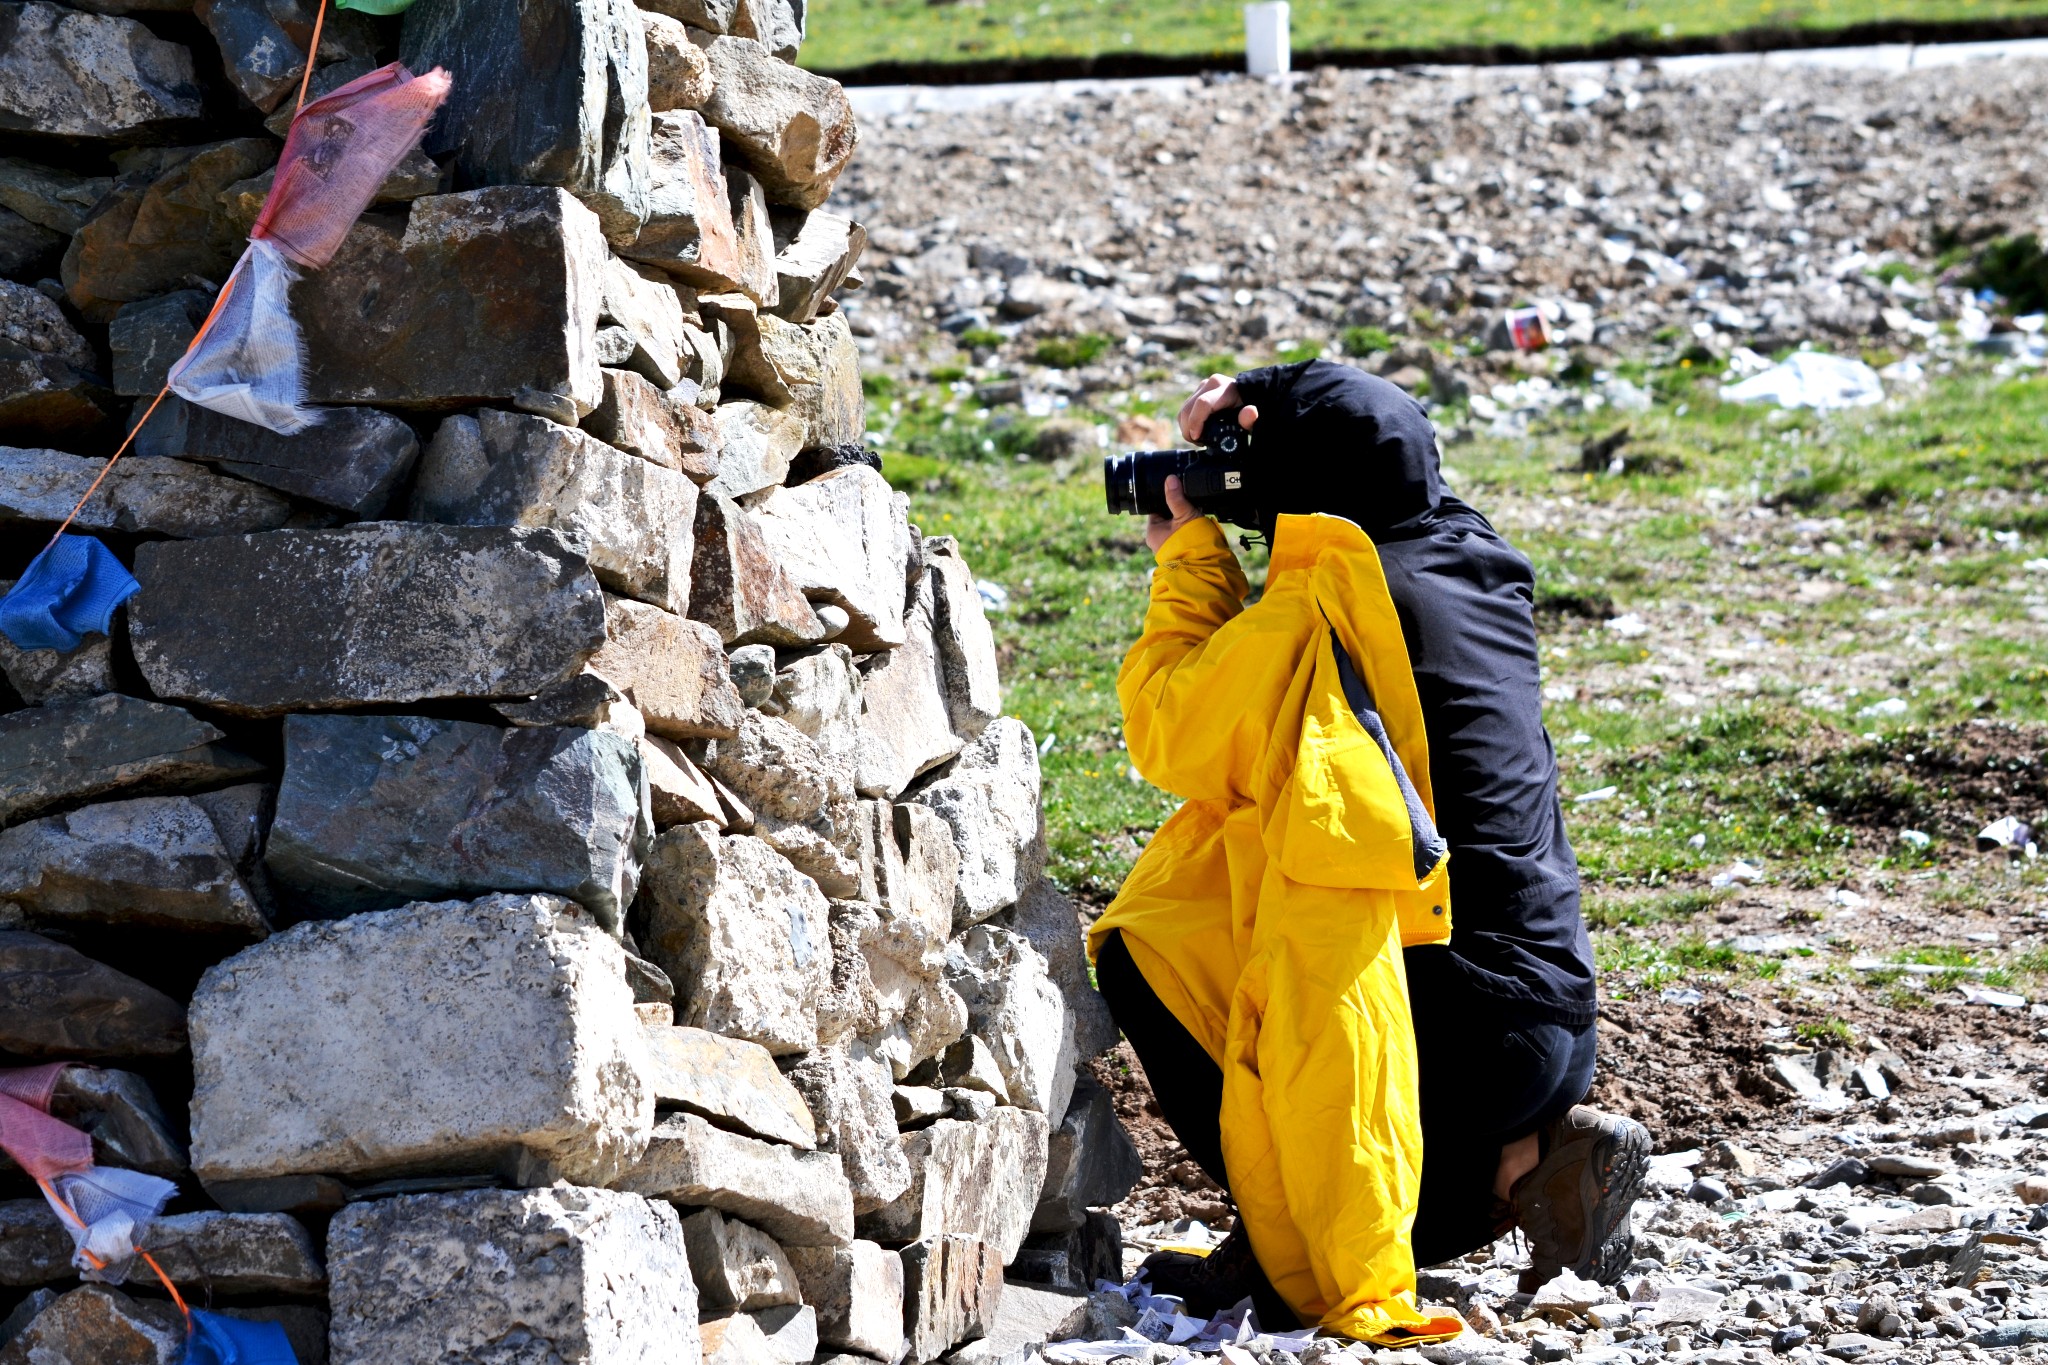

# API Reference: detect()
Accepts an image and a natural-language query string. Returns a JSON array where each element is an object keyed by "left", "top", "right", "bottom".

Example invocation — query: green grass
[
  {"left": 874, "top": 361, "right": 2048, "bottom": 925},
  {"left": 802, "top": 0, "right": 2048, "bottom": 70}
]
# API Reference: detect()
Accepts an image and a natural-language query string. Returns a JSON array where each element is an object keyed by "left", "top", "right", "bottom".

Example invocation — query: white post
[{"left": 1244, "top": 1, "right": 1291, "bottom": 77}]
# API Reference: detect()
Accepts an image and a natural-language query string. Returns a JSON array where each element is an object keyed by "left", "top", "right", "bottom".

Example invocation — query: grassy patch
[{"left": 802, "top": 0, "right": 2048, "bottom": 71}]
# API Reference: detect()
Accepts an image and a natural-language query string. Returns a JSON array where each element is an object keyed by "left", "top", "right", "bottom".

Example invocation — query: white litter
[
  {"left": 1899, "top": 829, "right": 1933, "bottom": 850},
  {"left": 1687, "top": 833, "right": 1707, "bottom": 850},
  {"left": 1605, "top": 613, "right": 1649, "bottom": 638},
  {"left": 1573, "top": 786, "right": 1619, "bottom": 803},
  {"left": 1978, "top": 815, "right": 2038, "bottom": 857},
  {"left": 976, "top": 580, "right": 1010, "bottom": 611},
  {"left": 1042, "top": 1280, "right": 1322, "bottom": 1364},
  {"left": 1827, "top": 888, "right": 1866, "bottom": 909},
  {"left": 1959, "top": 984, "right": 2028, "bottom": 1009},
  {"left": 1719, "top": 351, "right": 1884, "bottom": 410},
  {"left": 166, "top": 240, "right": 319, "bottom": 435},
  {"left": 1711, "top": 860, "right": 1764, "bottom": 889},
  {"left": 1857, "top": 696, "right": 1909, "bottom": 718}
]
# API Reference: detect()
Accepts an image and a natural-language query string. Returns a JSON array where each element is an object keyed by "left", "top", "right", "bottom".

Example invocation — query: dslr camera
[{"left": 1103, "top": 410, "right": 1261, "bottom": 530}]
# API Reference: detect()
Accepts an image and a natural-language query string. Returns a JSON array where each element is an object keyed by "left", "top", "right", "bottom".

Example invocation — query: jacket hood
[{"left": 1231, "top": 359, "right": 1446, "bottom": 542}]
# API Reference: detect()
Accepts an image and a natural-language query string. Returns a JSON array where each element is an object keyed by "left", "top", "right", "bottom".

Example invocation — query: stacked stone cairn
[{"left": 0, "top": 0, "right": 1143, "bottom": 1357}]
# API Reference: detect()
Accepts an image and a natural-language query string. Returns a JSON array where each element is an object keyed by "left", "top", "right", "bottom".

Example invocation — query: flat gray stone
[
  {"left": 0, "top": 792, "right": 268, "bottom": 936},
  {"left": 130, "top": 523, "right": 608, "bottom": 716},
  {"left": 638, "top": 823, "right": 831, "bottom": 1056},
  {"left": 1031, "top": 1076, "right": 1141, "bottom": 1235},
  {"left": 0, "top": 931, "right": 186, "bottom": 1060},
  {"left": 264, "top": 713, "right": 650, "bottom": 928},
  {"left": 748, "top": 1302, "right": 816, "bottom": 1365},
  {"left": 413, "top": 409, "right": 698, "bottom": 614},
  {"left": 908, "top": 718, "right": 1047, "bottom": 929},
  {"left": 699, "top": 1312, "right": 772, "bottom": 1365},
  {"left": 1003, "top": 880, "right": 1118, "bottom": 1061},
  {"left": 583, "top": 368, "right": 719, "bottom": 480},
  {"left": 0, "top": 282, "right": 112, "bottom": 445},
  {"left": 787, "top": 1241, "right": 903, "bottom": 1361},
  {"left": 725, "top": 165, "right": 780, "bottom": 310},
  {"left": 589, "top": 596, "right": 743, "bottom": 741},
  {"left": 402, "top": 0, "right": 651, "bottom": 246},
  {"left": 682, "top": 1207, "right": 800, "bottom": 1312},
  {"left": 693, "top": 35, "right": 856, "bottom": 211},
  {"left": 189, "top": 893, "right": 654, "bottom": 1188},
  {"left": 858, "top": 1110, "right": 1049, "bottom": 1264},
  {"left": 0, "top": 600, "right": 112, "bottom": 705},
  {"left": 855, "top": 572, "right": 963, "bottom": 800},
  {"left": 621, "top": 110, "right": 745, "bottom": 292},
  {"left": 948, "top": 1280, "right": 1089, "bottom": 1365},
  {"left": 946, "top": 926, "right": 1074, "bottom": 1123},
  {"left": 0, "top": 2, "right": 202, "bottom": 140},
  {"left": 152, "top": 399, "right": 422, "bottom": 519},
  {"left": 924, "top": 536, "right": 1002, "bottom": 741},
  {"left": 599, "top": 256, "right": 690, "bottom": 392},
  {"left": 107, "top": 289, "right": 208, "bottom": 395},
  {"left": 329, "top": 1187, "right": 696, "bottom": 1365},
  {"left": 751, "top": 464, "right": 911, "bottom": 654},
  {"left": 901, "top": 1234, "right": 1002, "bottom": 1365},
  {"left": 640, "top": 1024, "right": 817, "bottom": 1149},
  {"left": 771, "top": 210, "right": 866, "bottom": 326},
  {"left": 0, "top": 159, "right": 114, "bottom": 237},
  {"left": 641, "top": 735, "right": 728, "bottom": 829},
  {"left": 616, "top": 1111, "right": 854, "bottom": 1248},
  {"left": 757, "top": 312, "right": 862, "bottom": 453},
  {"left": 0, "top": 446, "right": 292, "bottom": 538},
  {"left": 704, "top": 398, "right": 803, "bottom": 500},
  {"left": 294, "top": 187, "right": 607, "bottom": 418},
  {"left": 689, "top": 490, "right": 827, "bottom": 647},
  {"left": 781, "top": 1044, "right": 911, "bottom": 1214},
  {"left": 0, "top": 693, "right": 264, "bottom": 832}
]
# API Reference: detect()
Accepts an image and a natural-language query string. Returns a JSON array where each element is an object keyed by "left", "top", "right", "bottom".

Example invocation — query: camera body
[{"left": 1103, "top": 411, "right": 1261, "bottom": 530}]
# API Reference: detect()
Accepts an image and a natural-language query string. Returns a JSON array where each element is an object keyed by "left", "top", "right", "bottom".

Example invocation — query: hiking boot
[
  {"left": 1511, "top": 1105, "right": 1651, "bottom": 1293},
  {"left": 1138, "top": 1226, "right": 1299, "bottom": 1329}
]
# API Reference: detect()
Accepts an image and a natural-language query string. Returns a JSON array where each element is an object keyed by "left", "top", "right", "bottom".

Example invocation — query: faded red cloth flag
[
  {"left": 252, "top": 61, "right": 453, "bottom": 270},
  {"left": 0, "top": 1064, "right": 91, "bottom": 1181}
]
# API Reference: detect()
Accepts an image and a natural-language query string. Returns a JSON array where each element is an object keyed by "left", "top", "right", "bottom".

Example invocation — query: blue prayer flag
[
  {"left": 0, "top": 535, "right": 139, "bottom": 653},
  {"left": 185, "top": 1309, "right": 299, "bottom": 1365}
]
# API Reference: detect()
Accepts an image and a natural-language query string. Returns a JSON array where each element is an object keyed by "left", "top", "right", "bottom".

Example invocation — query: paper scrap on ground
[
  {"left": 1720, "top": 351, "right": 1885, "bottom": 410},
  {"left": 1042, "top": 1278, "right": 1325, "bottom": 1363}
]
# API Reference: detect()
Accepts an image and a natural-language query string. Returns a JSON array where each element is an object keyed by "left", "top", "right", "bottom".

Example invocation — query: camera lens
[
  {"left": 1104, "top": 449, "right": 1191, "bottom": 518},
  {"left": 1103, "top": 453, "right": 1139, "bottom": 516}
]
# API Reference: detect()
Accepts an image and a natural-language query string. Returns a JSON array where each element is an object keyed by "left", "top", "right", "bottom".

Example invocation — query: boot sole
[{"left": 1583, "top": 1120, "right": 1652, "bottom": 1284}]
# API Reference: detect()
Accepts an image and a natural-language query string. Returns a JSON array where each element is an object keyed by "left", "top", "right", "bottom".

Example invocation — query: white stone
[
  {"left": 780, "top": 1043, "right": 911, "bottom": 1213},
  {"left": 681, "top": 1207, "right": 801, "bottom": 1311},
  {"left": 328, "top": 1186, "right": 698, "bottom": 1365},
  {"left": 923, "top": 536, "right": 1001, "bottom": 739},
  {"left": 858, "top": 1109, "right": 1050, "bottom": 1262},
  {"left": 785, "top": 1241, "right": 904, "bottom": 1361},
  {"left": 1003, "top": 879, "right": 1118, "bottom": 1060},
  {"left": 705, "top": 398, "right": 805, "bottom": 500},
  {"left": 617, "top": 1111, "right": 855, "bottom": 1247},
  {"left": 855, "top": 572, "right": 962, "bottom": 800},
  {"left": 638, "top": 823, "right": 831, "bottom": 1056},
  {"left": 907, "top": 718, "right": 1046, "bottom": 929},
  {"left": 189, "top": 893, "right": 653, "bottom": 1188},
  {"left": 750, "top": 465, "right": 911, "bottom": 653}
]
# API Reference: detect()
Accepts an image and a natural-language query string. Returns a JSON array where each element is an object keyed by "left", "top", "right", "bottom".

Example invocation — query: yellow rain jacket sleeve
[{"left": 1090, "top": 513, "right": 1462, "bottom": 1344}]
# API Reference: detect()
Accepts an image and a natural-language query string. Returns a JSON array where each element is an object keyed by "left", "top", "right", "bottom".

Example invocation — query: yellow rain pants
[{"left": 1088, "top": 512, "right": 1465, "bottom": 1344}]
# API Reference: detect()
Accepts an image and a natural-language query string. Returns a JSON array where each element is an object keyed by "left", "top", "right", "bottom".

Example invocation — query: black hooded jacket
[{"left": 1232, "top": 360, "right": 1597, "bottom": 1026}]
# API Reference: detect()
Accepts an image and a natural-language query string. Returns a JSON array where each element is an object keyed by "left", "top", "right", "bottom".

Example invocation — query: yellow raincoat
[{"left": 1088, "top": 512, "right": 1465, "bottom": 1344}]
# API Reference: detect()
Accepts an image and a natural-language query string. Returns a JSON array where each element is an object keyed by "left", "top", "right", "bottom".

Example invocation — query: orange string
[
  {"left": 38, "top": 259, "right": 244, "bottom": 553},
  {"left": 293, "top": 0, "right": 329, "bottom": 118}
]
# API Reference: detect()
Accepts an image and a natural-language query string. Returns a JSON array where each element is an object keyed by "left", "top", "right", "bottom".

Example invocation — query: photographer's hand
[
  {"left": 1145, "top": 475, "right": 1202, "bottom": 552},
  {"left": 1178, "top": 374, "right": 1261, "bottom": 443}
]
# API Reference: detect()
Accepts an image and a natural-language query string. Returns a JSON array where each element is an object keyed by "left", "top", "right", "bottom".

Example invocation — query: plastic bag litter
[
  {"left": 41, "top": 1165, "right": 177, "bottom": 1284},
  {"left": 187, "top": 1308, "right": 301, "bottom": 1365},
  {"left": 168, "top": 240, "right": 316, "bottom": 435},
  {"left": 0, "top": 535, "right": 140, "bottom": 652},
  {"left": 1719, "top": 352, "right": 1884, "bottom": 410},
  {"left": 1960, "top": 983, "right": 2028, "bottom": 1009},
  {"left": 1979, "top": 816, "right": 2039, "bottom": 858}
]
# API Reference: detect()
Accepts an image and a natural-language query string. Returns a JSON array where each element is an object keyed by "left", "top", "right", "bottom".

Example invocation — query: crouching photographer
[{"left": 1086, "top": 359, "right": 1650, "bottom": 1338}]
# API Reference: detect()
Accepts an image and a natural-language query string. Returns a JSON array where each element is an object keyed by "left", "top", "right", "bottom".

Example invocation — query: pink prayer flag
[
  {"left": 0, "top": 1098, "right": 92, "bottom": 1181},
  {"left": 252, "top": 61, "right": 453, "bottom": 270},
  {"left": 0, "top": 1062, "right": 71, "bottom": 1112}
]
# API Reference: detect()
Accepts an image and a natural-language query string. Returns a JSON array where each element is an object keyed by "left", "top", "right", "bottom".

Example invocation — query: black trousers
[{"left": 1094, "top": 931, "right": 1596, "bottom": 1272}]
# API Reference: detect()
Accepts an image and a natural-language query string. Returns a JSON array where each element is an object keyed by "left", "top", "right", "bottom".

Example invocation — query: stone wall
[{"left": 0, "top": 0, "right": 1138, "bottom": 1358}]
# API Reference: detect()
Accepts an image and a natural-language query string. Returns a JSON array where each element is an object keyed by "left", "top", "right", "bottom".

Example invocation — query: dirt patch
[{"left": 1090, "top": 1043, "right": 1235, "bottom": 1232}]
